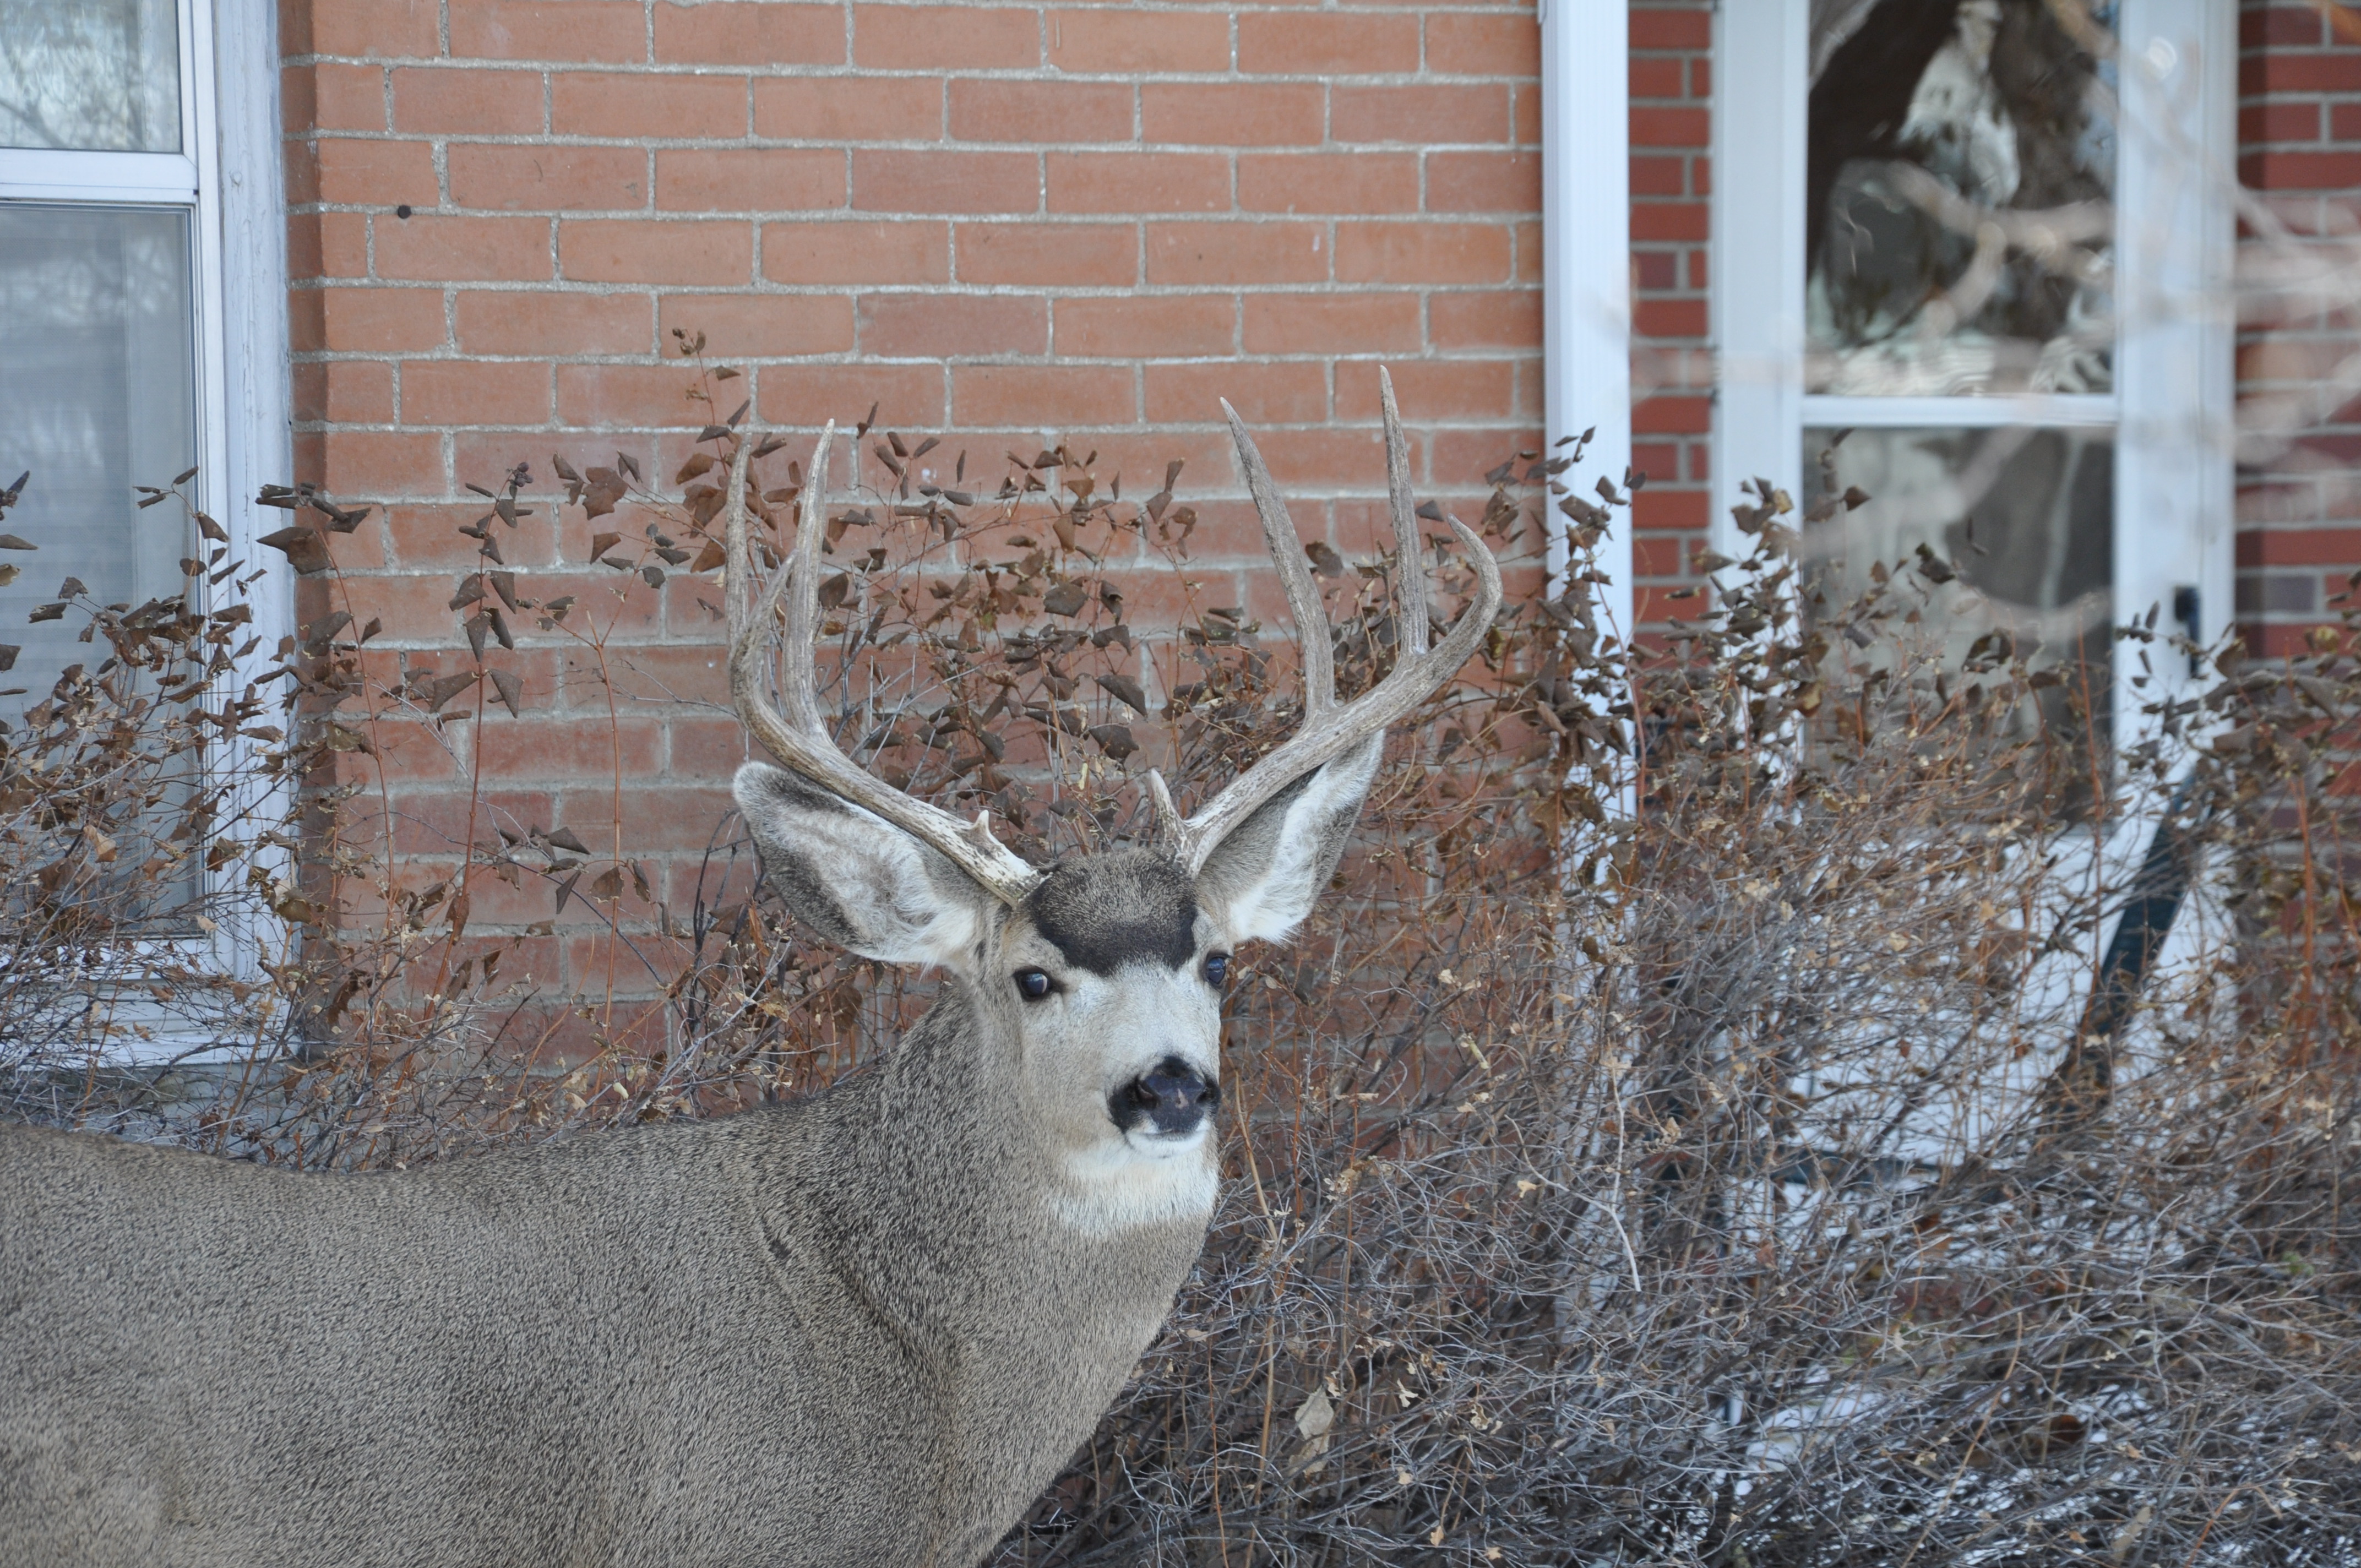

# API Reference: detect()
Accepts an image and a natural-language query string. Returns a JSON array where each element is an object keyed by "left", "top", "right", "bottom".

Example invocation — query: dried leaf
[
  {"left": 1086, "top": 723, "right": 1136, "bottom": 760},
  {"left": 1305, "top": 541, "right": 1346, "bottom": 578},
  {"left": 547, "top": 827, "right": 591, "bottom": 855},
  {"left": 1042, "top": 582, "right": 1087, "bottom": 618},
  {"left": 589, "top": 531, "right": 622, "bottom": 563},
  {"left": 488, "top": 667, "right": 523, "bottom": 717},
  {"left": 257, "top": 526, "right": 331, "bottom": 575},
  {"left": 1096, "top": 673, "right": 1148, "bottom": 715}
]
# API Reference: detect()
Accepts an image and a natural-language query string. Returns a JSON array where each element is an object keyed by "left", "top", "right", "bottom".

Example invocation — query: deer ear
[
  {"left": 734, "top": 763, "right": 990, "bottom": 970},
  {"left": 1194, "top": 732, "right": 1383, "bottom": 946}
]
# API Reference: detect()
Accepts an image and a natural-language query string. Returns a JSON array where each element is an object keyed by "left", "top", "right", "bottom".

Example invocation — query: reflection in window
[
  {"left": 1802, "top": 426, "right": 2113, "bottom": 741},
  {"left": 0, "top": 0, "right": 181, "bottom": 153},
  {"left": 0, "top": 205, "right": 196, "bottom": 711},
  {"left": 1807, "top": 0, "right": 2115, "bottom": 396}
]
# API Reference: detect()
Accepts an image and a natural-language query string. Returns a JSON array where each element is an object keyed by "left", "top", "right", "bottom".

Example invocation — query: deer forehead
[{"left": 1015, "top": 850, "right": 1205, "bottom": 975}]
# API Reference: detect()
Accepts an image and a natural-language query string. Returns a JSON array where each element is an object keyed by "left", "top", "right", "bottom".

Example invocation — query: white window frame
[
  {"left": 0, "top": 0, "right": 292, "bottom": 1059},
  {"left": 1713, "top": 0, "right": 2237, "bottom": 744},
  {"left": 1539, "top": 0, "right": 1633, "bottom": 635}
]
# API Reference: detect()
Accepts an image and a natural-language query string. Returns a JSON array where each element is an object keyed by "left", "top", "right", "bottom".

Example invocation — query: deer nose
[{"left": 1116, "top": 1057, "right": 1219, "bottom": 1137}]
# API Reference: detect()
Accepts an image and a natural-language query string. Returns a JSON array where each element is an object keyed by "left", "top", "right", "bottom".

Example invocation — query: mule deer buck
[{"left": 0, "top": 377, "right": 1499, "bottom": 1568}]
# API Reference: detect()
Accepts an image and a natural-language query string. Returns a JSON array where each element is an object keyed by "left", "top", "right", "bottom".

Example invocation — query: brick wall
[
  {"left": 277, "top": 0, "right": 1548, "bottom": 1004},
  {"left": 2237, "top": 0, "right": 2361, "bottom": 658},
  {"left": 1627, "top": 0, "right": 1710, "bottom": 634}
]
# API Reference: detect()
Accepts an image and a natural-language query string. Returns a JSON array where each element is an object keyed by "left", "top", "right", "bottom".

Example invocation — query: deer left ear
[
  {"left": 735, "top": 762, "right": 990, "bottom": 971},
  {"left": 1193, "top": 732, "right": 1384, "bottom": 945}
]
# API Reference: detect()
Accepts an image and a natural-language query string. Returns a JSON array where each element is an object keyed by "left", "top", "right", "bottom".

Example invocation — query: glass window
[
  {"left": 0, "top": 204, "right": 197, "bottom": 704},
  {"left": 0, "top": 0, "right": 183, "bottom": 154},
  {"left": 1807, "top": 1, "right": 2117, "bottom": 398}
]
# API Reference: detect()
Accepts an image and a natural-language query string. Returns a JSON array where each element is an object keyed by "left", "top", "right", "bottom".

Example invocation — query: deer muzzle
[{"left": 1114, "top": 1057, "right": 1220, "bottom": 1139}]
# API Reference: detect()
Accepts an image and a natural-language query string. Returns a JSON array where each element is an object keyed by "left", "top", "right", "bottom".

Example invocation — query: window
[
  {"left": 0, "top": 0, "right": 290, "bottom": 1039},
  {"left": 1715, "top": 0, "right": 2233, "bottom": 744}
]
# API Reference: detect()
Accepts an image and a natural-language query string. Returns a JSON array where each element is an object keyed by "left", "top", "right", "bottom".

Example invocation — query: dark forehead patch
[{"left": 1024, "top": 850, "right": 1199, "bottom": 975}]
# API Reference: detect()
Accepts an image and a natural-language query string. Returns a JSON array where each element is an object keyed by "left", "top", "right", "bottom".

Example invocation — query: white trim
[
  {"left": 1801, "top": 394, "right": 2121, "bottom": 431},
  {"left": 1539, "top": 0, "right": 1631, "bottom": 640},
  {"left": 1712, "top": 0, "right": 1810, "bottom": 555},
  {"left": 0, "top": 149, "right": 198, "bottom": 200}
]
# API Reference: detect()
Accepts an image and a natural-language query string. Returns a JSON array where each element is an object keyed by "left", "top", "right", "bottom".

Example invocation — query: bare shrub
[{"left": 7, "top": 360, "right": 2361, "bottom": 1565}]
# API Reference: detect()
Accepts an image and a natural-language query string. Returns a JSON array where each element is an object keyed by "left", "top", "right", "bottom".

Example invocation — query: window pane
[
  {"left": 0, "top": 0, "right": 181, "bottom": 153},
  {"left": 1802, "top": 425, "right": 2113, "bottom": 737},
  {"left": 1807, "top": 1, "right": 2115, "bottom": 396},
  {"left": 0, "top": 205, "right": 196, "bottom": 712}
]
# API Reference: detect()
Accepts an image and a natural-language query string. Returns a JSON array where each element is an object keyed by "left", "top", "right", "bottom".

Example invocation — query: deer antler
[
  {"left": 726, "top": 423, "right": 1043, "bottom": 906},
  {"left": 1150, "top": 368, "right": 1503, "bottom": 875}
]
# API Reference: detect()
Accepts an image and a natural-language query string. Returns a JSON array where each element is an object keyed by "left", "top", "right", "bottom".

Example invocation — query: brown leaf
[
  {"left": 589, "top": 530, "right": 622, "bottom": 563},
  {"left": 257, "top": 525, "right": 330, "bottom": 575},
  {"left": 0, "top": 534, "right": 35, "bottom": 551},
  {"left": 488, "top": 667, "right": 523, "bottom": 716},
  {"left": 674, "top": 452, "right": 717, "bottom": 484},
  {"left": 1096, "top": 673, "right": 1148, "bottom": 715},
  {"left": 1042, "top": 581, "right": 1087, "bottom": 618},
  {"left": 449, "top": 578, "right": 485, "bottom": 611},
  {"left": 580, "top": 467, "right": 625, "bottom": 519},
  {"left": 464, "top": 614, "right": 489, "bottom": 661},
  {"left": 1305, "top": 541, "right": 1346, "bottom": 578},
  {"left": 418, "top": 671, "right": 478, "bottom": 712},
  {"left": 1086, "top": 723, "right": 1137, "bottom": 760},
  {"left": 488, "top": 571, "right": 520, "bottom": 610},
  {"left": 689, "top": 540, "right": 725, "bottom": 573},
  {"left": 590, "top": 867, "right": 624, "bottom": 902}
]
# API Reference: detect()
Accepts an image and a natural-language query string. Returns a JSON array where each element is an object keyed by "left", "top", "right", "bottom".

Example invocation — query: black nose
[{"left": 1114, "top": 1056, "right": 1219, "bottom": 1137}]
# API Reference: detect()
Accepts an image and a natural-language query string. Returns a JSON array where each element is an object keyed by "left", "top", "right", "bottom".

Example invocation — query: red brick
[
  {"left": 658, "top": 293, "right": 855, "bottom": 357},
  {"left": 1631, "top": 152, "right": 1688, "bottom": 197},
  {"left": 1427, "top": 151, "right": 1540, "bottom": 213},
  {"left": 655, "top": 2, "right": 842, "bottom": 65},
  {"left": 2249, "top": 149, "right": 2361, "bottom": 190},
  {"left": 1341, "top": 221, "right": 1502, "bottom": 282},
  {"left": 552, "top": 74, "right": 748, "bottom": 139},
  {"left": 1146, "top": 221, "right": 1326, "bottom": 285},
  {"left": 1633, "top": 489, "right": 1709, "bottom": 532},
  {"left": 1238, "top": 14, "right": 1418, "bottom": 75},
  {"left": 953, "top": 365, "right": 1134, "bottom": 427},
  {"left": 858, "top": 293, "right": 1048, "bottom": 356},
  {"left": 449, "top": 2, "right": 646, "bottom": 62},
  {"left": 1242, "top": 292, "right": 1419, "bottom": 354},
  {"left": 320, "top": 429, "right": 444, "bottom": 496},
  {"left": 308, "top": 211, "right": 368, "bottom": 277},
  {"left": 377, "top": 214, "right": 553, "bottom": 281},
  {"left": 2242, "top": 4, "right": 2327, "bottom": 47},
  {"left": 1245, "top": 427, "right": 1400, "bottom": 488},
  {"left": 751, "top": 363, "right": 945, "bottom": 427},
  {"left": 450, "top": 144, "right": 648, "bottom": 211},
  {"left": 853, "top": 150, "right": 1038, "bottom": 213},
  {"left": 656, "top": 149, "right": 844, "bottom": 211},
  {"left": 1635, "top": 298, "right": 1707, "bottom": 339},
  {"left": 2245, "top": 101, "right": 2324, "bottom": 144},
  {"left": 754, "top": 76, "right": 944, "bottom": 140},
  {"left": 951, "top": 79, "right": 1133, "bottom": 143},
  {"left": 2245, "top": 51, "right": 2361, "bottom": 95},
  {"left": 315, "top": 137, "right": 438, "bottom": 206},
  {"left": 762, "top": 219, "right": 950, "bottom": 282},
  {"left": 1239, "top": 153, "right": 1419, "bottom": 214},
  {"left": 1631, "top": 201, "right": 1709, "bottom": 242},
  {"left": 1335, "top": 359, "right": 1514, "bottom": 421},
  {"left": 855, "top": 4, "right": 1040, "bottom": 69},
  {"left": 402, "top": 360, "right": 551, "bottom": 425},
  {"left": 1429, "top": 290, "right": 1539, "bottom": 349},
  {"left": 1048, "top": 151, "right": 1228, "bottom": 214},
  {"left": 318, "top": 285, "right": 449, "bottom": 351},
  {"left": 1331, "top": 83, "right": 1507, "bottom": 144},
  {"left": 307, "top": 63, "right": 387, "bottom": 131},
  {"left": 306, "top": 360, "right": 394, "bottom": 421},
  {"left": 557, "top": 363, "right": 723, "bottom": 427},
  {"left": 1145, "top": 362, "right": 1324, "bottom": 424},
  {"left": 393, "top": 68, "right": 545, "bottom": 134},
  {"left": 1634, "top": 394, "right": 1712, "bottom": 435},
  {"left": 1048, "top": 9, "right": 1231, "bottom": 73},
  {"left": 1140, "top": 82, "right": 1322, "bottom": 145},
  {"left": 477, "top": 716, "right": 664, "bottom": 781},
  {"left": 456, "top": 290, "right": 651, "bottom": 354},
  {"left": 561, "top": 219, "right": 752, "bottom": 285},
  {"left": 1056, "top": 295, "right": 1233, "bottom": 357},
  {"left": 956, "top": 222, "right": 1134, "bottom": 285},
  {"left": 1425, "top": 13, "right": 1538, "bottom": 77},
  {"left": 1511, "top": 80, "right": 1541, "bottom": 144},
  {"left": 1628, "top": 57, "right": 1683, "bottom": 100},
  {"left": 1631, "top": 105, "right": 1710, "bottom": 148},
  {"left": 1629, "top": 8, "right": 1711, "bottom": 50},
  {"left": 308, "top": 0, "right": 441, "bottom": 58}
]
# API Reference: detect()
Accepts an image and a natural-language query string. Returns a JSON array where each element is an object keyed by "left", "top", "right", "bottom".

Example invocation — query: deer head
[{"left": 724, "top": 374, "right": 1500, "bottom": 1225}]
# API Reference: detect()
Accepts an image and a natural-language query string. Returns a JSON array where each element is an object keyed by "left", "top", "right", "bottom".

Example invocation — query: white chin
[{"left": 1123, "top": 1122, "right": 1209, "bottom": 1158}]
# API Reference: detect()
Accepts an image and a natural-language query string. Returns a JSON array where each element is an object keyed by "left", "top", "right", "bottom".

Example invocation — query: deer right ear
[{"left": 734, "top": 763, "right": 989, "bottom": 970}]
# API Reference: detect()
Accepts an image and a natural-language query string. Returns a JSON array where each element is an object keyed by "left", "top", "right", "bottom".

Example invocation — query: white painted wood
[
  {"left": 1801, "top": 393, "right": 2121, "bottom": 431},
  {"left": 1539, "top": 0, "right": 1632, "bottom": 643},
  {"left": 1711, "top": 0, "right": 1810, "bottom": 558},
  {"left": 0, "top": 149, "right": 198, "bottom": 200},
  {"left": 2114, "top": 0, "right": 2237, "bottom": 731}
]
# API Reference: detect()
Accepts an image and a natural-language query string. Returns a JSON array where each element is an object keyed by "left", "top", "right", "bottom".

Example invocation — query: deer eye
[
  {"left": 1014, "top": 968, "right": 1054, "bottom": 1001},
  {"left": 1204, "top": 954, "right": 1228, "bottom": 988}
]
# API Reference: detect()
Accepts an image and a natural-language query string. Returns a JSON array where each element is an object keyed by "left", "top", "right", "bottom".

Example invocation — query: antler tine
[
  {"left": 1174, "top": 448, "right": 1503, "bottom": 876},
  {"left": 1378, "top": 367, "right": 1430, "bottom": 659},
  {"left": 1221, "top": 399, "right": 1336, "bottom": 722},
  {"left": 727, "top": 423, "right": 1041, "bottom": 906}
]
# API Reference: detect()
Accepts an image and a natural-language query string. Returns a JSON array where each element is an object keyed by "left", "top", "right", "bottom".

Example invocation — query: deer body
[
  {"left": 1, "top": 987, "right": 1206, "bottom": 1567},
  {"left": 0, "top": 380, "right": 1498, "bottom": 1566}
]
